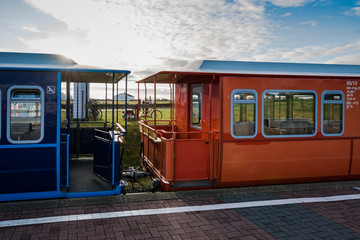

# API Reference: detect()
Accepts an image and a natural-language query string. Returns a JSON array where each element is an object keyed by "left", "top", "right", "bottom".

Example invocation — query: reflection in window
[
  {"left": 322, "top": 92, "right": 344, "bottom": 135},
  {"left": 232, "top": 91, "right": 256, "bottom": 137},
  {"left": 263, "top": 91, "right": 316, "bottom": 136},
  {"left": 10, "top": 89, "right": 42, "bottom": 141},
  {"left": 191, "top": 85, "right": 202, "bottom": 128}
]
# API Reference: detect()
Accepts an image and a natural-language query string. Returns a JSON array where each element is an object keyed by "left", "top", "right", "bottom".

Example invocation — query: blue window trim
[
  {"left": 261, "top": 89, "right": 317, "bottom": 138},
  {"left": 7, "top": 85, "right": 45, "bottom": 144},
  {"left": 231, "top": 89, "right": 258, "bottom": 139},
  {"left": 0, "top": 143, "right": 56, "bottom": 149},
  {"left": 321, "top": 90, "right": 345, "bottom": 136}
]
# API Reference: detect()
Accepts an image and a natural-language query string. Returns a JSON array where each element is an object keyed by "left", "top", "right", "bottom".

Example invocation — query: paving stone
[
  {"left": 220, "top": 192, "right": 360, "bottom": 240},
  {"left": 1, "top": 187, "right": 360, "bottom": 239}
]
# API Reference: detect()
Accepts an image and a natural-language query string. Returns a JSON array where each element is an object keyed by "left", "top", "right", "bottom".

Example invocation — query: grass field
[{"left": 61, "top": 108, "right": 171, "bottom": 169}]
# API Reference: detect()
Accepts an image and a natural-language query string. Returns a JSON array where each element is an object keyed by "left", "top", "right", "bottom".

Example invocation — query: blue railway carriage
[{"left": 0, "top": 52, "right": 130, "bottom": 201}]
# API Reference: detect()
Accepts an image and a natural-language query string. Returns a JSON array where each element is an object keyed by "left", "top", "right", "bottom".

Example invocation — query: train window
[
  {"left": 262, "top": 90, "right": 316, "bottom": 137},
  {"left": 231, "top": 90, "right": 257, "bottom": 138},
  {"left": 191, "top": 85, "right": 202, "bottom": 129},
  {"left": 321, "top": 91, "right": 344, "bottom": 136},
  {"left": 7, "top": 86, "right": 44, "bottom": 143}
]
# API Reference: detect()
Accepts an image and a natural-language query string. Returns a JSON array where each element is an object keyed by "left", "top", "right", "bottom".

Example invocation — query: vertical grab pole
[
  {"left": 76, "top": 82, "right": 79, "bottom": 121},
  {"left": 105, "top": 83, "right": 108, "bottom": 127},
  {"left": 112, "top": 73, "right": 115, "bottom": 186},
  {"left": 145, "top": 83, "right": 147, "bottom": 122},
  {"left": 125, "top": 74, "right": 128, "bottom": 132},
  {"left": 66, "top": 73, "right": 71, "bottom": 134},
  {"left": 209, "top": 75, "right": 214, "bottom": 181},
  {"left": 66, "top": 73, "right": 71, "bottom": 190},
  {"left": 171, "top": 74, "right": 176, "bottom": 183},
  {"left": 137, "top": 82, "right": 140, "bottom": 120},
  {"left": 172, "top": 74, "right": 176, "bottom": 133},
  {"left": 117, "top": 82, "right": 119, "bottom": 123},
  {"left": 154, "top": 76, "right": 157, "bottom": 130}
]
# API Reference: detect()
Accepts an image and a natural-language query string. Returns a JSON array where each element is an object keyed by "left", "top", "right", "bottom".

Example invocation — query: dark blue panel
[
  {"left": 0, "top": 147, "right": 57, "bottom": 194},
  {"left": 0, "top": 70, "right": 58, "bottom": 145},
  {"left": 93, "top": 134, "right": 111, "bottom": 182},
  {"left": 70, "top": 127, "right": 95, "bottom": 155},
  {"left": 60, "top": 133, "right": 68, "bottom": 188}
]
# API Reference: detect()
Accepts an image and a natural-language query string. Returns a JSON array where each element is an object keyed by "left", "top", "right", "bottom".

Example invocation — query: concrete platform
[{"left": 1, "top": 180, "right": 360, "bottom": 239}]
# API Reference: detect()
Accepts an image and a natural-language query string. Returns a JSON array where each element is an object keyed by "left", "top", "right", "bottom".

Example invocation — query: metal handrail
[{"left": 139, "top": 121, "right": 218, "bottom": 136}]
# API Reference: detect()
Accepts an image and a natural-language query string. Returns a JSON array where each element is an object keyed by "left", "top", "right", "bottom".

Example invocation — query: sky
[{"left": 0, "top": 0, "right": 360, "bottom": 99}]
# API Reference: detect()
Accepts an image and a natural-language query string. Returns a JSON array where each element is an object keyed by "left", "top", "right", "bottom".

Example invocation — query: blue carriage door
[
  {"left": 93, "top": 130, "right": 112, "bottom": 182},
  {"left": 93, "top": 130, "right": 122, "bottom": 185}
]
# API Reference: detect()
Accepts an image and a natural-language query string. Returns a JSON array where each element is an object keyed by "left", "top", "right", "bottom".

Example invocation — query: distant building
[{"left": 115, "top": 92, "right": 135, "bottom": 101}]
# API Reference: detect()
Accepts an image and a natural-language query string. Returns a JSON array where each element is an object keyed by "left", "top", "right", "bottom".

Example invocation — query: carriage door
[
  {"left": 174, "top": 84, "right": 212, "bottom": 185},
  {"left": 93, "top": 129, "right": 122, "bottom": 185},
  {"left": 93, "top": 130, "right": 113, "bottom": 182}
]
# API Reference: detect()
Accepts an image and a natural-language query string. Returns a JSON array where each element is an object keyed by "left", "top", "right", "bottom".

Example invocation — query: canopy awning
[{"left": 0, "top": 52, "right": 130, "bottom": 83}]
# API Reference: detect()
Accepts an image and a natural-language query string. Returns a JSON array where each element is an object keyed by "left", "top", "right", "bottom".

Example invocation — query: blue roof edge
[{"left": 0, "top": 52, "right": 130, "bottom": 74}]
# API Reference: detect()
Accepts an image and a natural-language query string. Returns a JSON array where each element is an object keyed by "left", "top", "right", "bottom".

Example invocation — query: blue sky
[{"left": 0, "top": 0, "right": 359, "bottom": 97}]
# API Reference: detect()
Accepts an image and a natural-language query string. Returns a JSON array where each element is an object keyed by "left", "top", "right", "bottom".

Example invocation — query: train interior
[{"left": 60, "top": 72, "right": 127, "bottom": 193}]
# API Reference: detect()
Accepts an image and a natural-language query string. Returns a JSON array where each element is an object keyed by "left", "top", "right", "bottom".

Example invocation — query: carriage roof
[
  {"left": 0, "top": 52, "right": 130, "bottom": 83},
  {"left": 137, "top": 60, "right": 360, "bottom": 83}
]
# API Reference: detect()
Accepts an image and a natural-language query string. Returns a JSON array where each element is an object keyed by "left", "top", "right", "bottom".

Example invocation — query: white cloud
[
  {"left": 299, "top": 20, "right": 317, "bottom": 26},
  {"left": 253, "top": 40, "right": 360, "bottom": 63},
  {"left": 21, "top": 25, "right": 42, "bottom": 33},
  {"left": 345, "top": 7, "right": 360, "bottom": 16},
  {"left": 24, "top": 0, "right": 270, "bottom": 81},
  {"left": 265, "top": 0, "right": 314, "bottom": 7},
  {"left": 280, "top": 12, "right": 292, "bottom": 17},
  {"left": 326, "top": 53, "right": 360, "bottom": 64},
  {"left": 344, "top": 1, "right": 360, "bottom": 16}
]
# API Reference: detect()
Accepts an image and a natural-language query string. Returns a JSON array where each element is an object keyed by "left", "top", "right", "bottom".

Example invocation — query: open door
[
  {"left": 93, "top": 128, "right": 122, "bottom": 185},
  {"left": 93, "top": 129, "right": 112, "bottom": 182}
]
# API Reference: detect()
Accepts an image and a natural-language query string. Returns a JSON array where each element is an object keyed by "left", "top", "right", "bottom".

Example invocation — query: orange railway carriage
[{"left": 137, "top": 60, "right": 360, "bottom": 191}]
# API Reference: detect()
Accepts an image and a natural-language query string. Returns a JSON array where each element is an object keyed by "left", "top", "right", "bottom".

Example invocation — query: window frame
[
  {"left": 7, "top": 85, "right": 45, "bottom": 144},
  {"left": 231, "top": 89, "right": 258, "bottom": 139},
  {"left": 261, "top": 89, "right": 318, "bottom": 138},
  {"left": 321, "top": 90, "right": 345, "bottom": 136},
  {"left": 190, "top": 84, "right": 202, "bottom": 130}
]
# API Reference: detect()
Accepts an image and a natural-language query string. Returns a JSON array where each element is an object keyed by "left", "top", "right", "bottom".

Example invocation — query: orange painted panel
[
  {"left": 143, "top": 134, "right": 149, "bottom": 161},
  {"left": 221, "top": 140, "right": 351, "bottom": 183},
  {"left": 351, "top": 140, "right": 360, "bottom": 175},
  {"left": 175, "top": 140, "right": 209, "bottom": 181},
  {"left": 221, "top": 76, "right": 360, "bottom": 140}
]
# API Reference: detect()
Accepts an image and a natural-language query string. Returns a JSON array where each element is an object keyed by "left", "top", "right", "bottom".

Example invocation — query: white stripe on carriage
[{"left": 1, "top": 193, "right": 360, "bottom": 228}]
